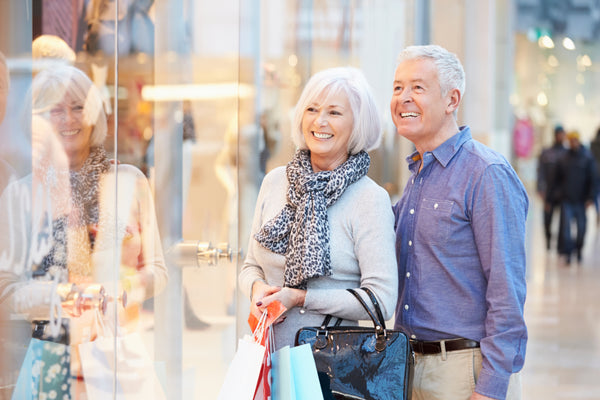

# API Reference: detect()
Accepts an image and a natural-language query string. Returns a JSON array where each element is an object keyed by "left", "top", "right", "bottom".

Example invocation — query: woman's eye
[
  {"left": 330, "top": 110, "right": 341, "bottom": 116},
  {"left": 306, "top": 107, "right": 317, "bottom": 112}
]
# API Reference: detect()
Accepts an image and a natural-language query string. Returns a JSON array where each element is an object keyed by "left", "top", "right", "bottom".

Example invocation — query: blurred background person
[
  {"left": 536, "top": 124, "right": 567, "bottom": 251},
  {"left": 555, "top": 130, "right": 597, "bottom": 265},
  {"left": 591, "top": 127, "right": 600, "bottom": 226}
]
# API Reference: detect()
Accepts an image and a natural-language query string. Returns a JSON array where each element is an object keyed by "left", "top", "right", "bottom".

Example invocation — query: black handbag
[{"left": 295, "top": 287, "right": 414, "bottom": 400}]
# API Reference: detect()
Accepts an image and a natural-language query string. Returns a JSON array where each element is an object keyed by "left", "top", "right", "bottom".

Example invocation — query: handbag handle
[
  {"left": 347, "top": 288, "right": 390, "bottom": 351},
  {"left": 346, "top": 288, "right": 385, "bottom": 332},
  {"left": 360, "top": 287, "right": 386, "bottom": 330},
  {"left": 318, "top": 287, "right": 387, "bottom": 330}
]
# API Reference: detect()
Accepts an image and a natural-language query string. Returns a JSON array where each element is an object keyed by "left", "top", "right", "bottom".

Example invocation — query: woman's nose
[{"left": 316, "top": 111, "right": 328, "bottom": 126}]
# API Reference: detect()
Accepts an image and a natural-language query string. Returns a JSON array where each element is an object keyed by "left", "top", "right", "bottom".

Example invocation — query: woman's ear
[{"left": 446, "top": 88, "right": 461, "bottom": 114}]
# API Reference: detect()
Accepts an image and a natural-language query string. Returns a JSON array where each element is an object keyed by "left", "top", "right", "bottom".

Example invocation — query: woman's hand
[
  {"left": 250, "top": 280, "right": 281, "bottom": 320},
  {"left": 258, "top": 287, "right": 306, "bottom": 322}
]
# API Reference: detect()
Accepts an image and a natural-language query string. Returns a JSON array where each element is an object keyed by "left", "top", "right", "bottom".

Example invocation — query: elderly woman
[{"left": 239, "top": 66, "right": 398, "bottom": 350}]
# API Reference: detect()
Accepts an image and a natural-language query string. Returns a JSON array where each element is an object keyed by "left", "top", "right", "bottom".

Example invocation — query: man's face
[{"left": 390, "top": 58, "right": 453, "bottom": 145}]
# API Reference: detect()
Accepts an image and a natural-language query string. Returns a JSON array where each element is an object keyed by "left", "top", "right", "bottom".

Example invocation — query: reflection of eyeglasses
[{"left": 49, "top": 104, "right": 84, "bottom": 119}]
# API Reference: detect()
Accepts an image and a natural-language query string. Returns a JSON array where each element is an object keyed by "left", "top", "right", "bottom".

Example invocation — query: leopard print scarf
[
  {"left": 254, "top": 149, "right": 370, "bottom": 289},
  {"left": 37, "top": 146, "right": 110, "bottom": 275}
]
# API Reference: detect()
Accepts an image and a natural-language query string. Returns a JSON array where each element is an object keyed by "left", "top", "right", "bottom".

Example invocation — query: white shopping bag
[
  {"left": 78, "top": 310, "right": 166, "bottom": 400},
  {"left": 218, "top": 310, "right": 270, "bottom": 400}
]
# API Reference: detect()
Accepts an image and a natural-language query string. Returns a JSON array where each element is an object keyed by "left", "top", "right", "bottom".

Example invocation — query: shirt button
[
  {"left": 299, "top": 309, "right": 306, "bottom": 314},
  {"left": 409, "top": 209, "right": 415, "bottom": 214},
  {"left": 411, "top": 334, "right": 416, "bottom": 339},
  {"left": 406, "top": 272, "right": 411, "bottom": 278},
  {"left": 408, "top": 240, "right": 412, "bottom": 246},
  {"left": 412, "top": 179, "right": 415, "bottom": 184},
  {"left": 434, "top": 203, "right": 439, "bottom": 209},
  {"left": 404, "top": 304, "right": 409, "bottom": 310}
]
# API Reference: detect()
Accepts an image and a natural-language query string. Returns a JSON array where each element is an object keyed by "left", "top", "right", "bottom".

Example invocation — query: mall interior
[{"left": 0, "top": 0, "right": 599, "bottom": 399}]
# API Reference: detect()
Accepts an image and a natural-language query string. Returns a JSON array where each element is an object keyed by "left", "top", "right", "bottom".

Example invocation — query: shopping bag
[
  {"left": 271, "top": 346, "right": 294, "bottom": 400},
  {"left": 11, "top": 338, "right": 71, "bottom": 400},
  {"left": 253, "top": 326, "right": 273, "bottom": 400},
  {"left": 248, "top": 301, "right": 286, "bottom": 345},
  {"left": 78, "top": 309, "right": 166, "bottom": 400},
  {"left": 271, "top": 344, "right": 323, "bottom": 400},
  {"left": 217, "top": 336, "right": 267, "bottom": 400},
  {"left": 289, "top": 344, "right": 322, "bottom": 399}
]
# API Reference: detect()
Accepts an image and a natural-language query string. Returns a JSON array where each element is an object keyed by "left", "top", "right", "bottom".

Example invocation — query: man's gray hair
[{"left": 396, "top": 44, "right": 466, "bottom": 98}]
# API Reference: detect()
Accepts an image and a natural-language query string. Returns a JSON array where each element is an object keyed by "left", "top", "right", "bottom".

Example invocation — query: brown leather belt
[{"left": 410, "top": 338, "right": 480, "bottom": 354}]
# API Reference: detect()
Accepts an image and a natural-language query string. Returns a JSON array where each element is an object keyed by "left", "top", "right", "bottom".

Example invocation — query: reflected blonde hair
[
  {"left": 0, "top": 51, "right": 8, "bottom": 93},
  {"left": 31, "top": 65, "right": 107, "bottom": 146},
  {"left": 291, "top": 66, "right": 382, "bottom": 154}
]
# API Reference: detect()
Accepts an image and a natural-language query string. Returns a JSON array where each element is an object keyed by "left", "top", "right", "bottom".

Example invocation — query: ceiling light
[
  {"left": 141, "top": 83, "right": 255, "bottom": 101},
  {"left": 562, "top": 37, "right": 576, "bottom": 50},
  {"left": 537, "top": 91, "right": 548, "bottom": 106},
  {"left": 538, "top": 35, "right": 554, "bottom": 49}
]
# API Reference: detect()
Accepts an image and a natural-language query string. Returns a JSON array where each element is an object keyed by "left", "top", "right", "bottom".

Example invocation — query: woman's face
[
  {"left": 301, "top": 90, "right": 354, "bottom": 171},
  {"left": 48, "top": 89, "right": 94, "bottom": 167}
]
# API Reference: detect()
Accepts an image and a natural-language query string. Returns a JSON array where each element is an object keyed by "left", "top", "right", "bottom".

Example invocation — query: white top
[
  {"left": 0, "top": 163, "right": 167, "bottom": 320},
  {"left": 239, "top": 165, "right": 398, "bottom": 350}
]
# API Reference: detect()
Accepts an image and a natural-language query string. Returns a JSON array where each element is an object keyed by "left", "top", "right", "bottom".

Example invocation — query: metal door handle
[{"left": 167, "top": 240, "right": 241, "bottom": 268}]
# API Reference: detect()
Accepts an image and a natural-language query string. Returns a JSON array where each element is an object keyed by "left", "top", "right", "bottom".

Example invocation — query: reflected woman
[
  {"left": 0, "top": 65, "right": 168, "bottom": 394},
  {"left": 239, "top": 67, "right": 398, "bottom": 350}
]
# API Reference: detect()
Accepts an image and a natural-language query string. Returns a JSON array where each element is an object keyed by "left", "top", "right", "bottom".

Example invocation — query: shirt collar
[{"left": 406, "top": 126, "right": 472, "bottom": 171}]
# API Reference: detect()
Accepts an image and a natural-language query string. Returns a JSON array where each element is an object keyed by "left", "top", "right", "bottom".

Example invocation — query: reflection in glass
[{"left": 0, "top": 64, "right": 167, "bottom": 398}]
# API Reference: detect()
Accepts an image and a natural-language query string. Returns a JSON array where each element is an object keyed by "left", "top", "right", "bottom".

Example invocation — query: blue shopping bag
[
  {"left": 271, "top": 344, "right": 323, "bottom": 400},
  {"left": 11, "top": 338, "right": 72, "bottom": 400}
]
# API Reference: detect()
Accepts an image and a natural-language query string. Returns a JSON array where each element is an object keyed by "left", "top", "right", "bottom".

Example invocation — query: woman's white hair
[
  {"left": 31, "top": 65, "right": 107, "bottom": 147},
  {"left": 291, "top": 66, "right": 382, "bottom": 154},
  {"left": 396, "top": 44, "right": 466, "bottom": 99}
]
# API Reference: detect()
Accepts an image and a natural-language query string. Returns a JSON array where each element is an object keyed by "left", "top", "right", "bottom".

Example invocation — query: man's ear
[{"left": 446, "top": 88, "right": 461, "bottom": 114}]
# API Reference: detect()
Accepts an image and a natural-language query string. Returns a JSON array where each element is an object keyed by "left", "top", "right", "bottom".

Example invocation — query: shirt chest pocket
[{"left": 418, "top": 199, "right": 455, "bottom": 244}]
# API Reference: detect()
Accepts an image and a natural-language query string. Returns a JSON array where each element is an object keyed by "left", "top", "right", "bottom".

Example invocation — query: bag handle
[
  {"left": 346, "top": 288, "right": 385, "bottom": 333},
  {"left": 317, "top": 287, "right": 386, "bottom": 330},
  {"left": 360, "top": 287, "right": 386, "bottom": 330}
]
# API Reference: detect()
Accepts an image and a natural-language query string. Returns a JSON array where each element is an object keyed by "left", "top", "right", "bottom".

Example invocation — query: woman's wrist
[
  {"left": 295, "top": 288, "right": 307, "bottom": 308},
  {"left": 250, "top": 278, "right": 267, "bottom": 301}
]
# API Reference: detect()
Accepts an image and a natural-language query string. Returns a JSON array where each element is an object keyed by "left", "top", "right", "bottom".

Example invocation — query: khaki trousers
[{"left": 411, "top": 348, "right": 522, "bottom": 400}]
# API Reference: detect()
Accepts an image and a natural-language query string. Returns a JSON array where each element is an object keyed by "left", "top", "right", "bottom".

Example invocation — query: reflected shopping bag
[
  {"left": 271, "top": 344, "right": 323, "bottom": 400},
  {"left": 78, "top": 310, "right": 166, "bottom": 400},
  {"left": 11, "top": 337, "right": 71, "bottom": 400}
]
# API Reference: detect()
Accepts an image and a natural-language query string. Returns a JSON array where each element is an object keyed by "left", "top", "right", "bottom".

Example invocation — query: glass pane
[{"left": 0, "top": 1, "right": 413, "bottom": 399}]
